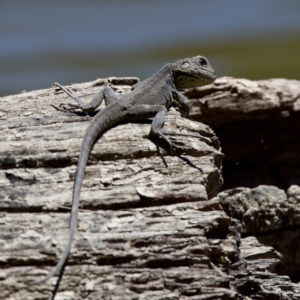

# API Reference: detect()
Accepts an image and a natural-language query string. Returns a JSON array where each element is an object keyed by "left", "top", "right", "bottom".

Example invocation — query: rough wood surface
[
  {"left": 239, "top": 236, "right": 300, "bottom": 299},
  {"left": 187, "top": 76, "right": 300, "bottom": 289},
  {"left": 188, "top": 77, "right": 300, "bottom": 125},
  {"left": 1, "top": 76, "right": 300, "bottom": 299},
  {"left": 187, "top": 77, "right": 300, "bottom": 190},
  {"left": 0, "top": 77, "right": 231, "bottom": 300},
  {"left": 218, "top": 184, "right": 300, "bottom": 283}
]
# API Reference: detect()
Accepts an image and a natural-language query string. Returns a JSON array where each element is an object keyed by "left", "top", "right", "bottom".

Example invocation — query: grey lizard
[{"left": 33, "top": 55, "right": 216, "bottom": 284}]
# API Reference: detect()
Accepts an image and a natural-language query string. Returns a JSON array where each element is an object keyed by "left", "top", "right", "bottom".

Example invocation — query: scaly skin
[{"left": 32, "top": 56, "right": 216, "bottom": 284}]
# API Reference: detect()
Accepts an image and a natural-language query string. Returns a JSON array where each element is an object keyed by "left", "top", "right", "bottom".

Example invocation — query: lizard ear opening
[{"left": 182, "top": 62, "right": 189, "bottom": 68}]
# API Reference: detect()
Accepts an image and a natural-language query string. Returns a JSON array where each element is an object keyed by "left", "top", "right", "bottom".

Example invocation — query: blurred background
[{"left": 0, "top": 0, "right": 300, "bottom": 96}]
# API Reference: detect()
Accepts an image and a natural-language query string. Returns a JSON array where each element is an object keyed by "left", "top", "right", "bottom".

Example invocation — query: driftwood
[{"left": 1, "top": 76, "right": 300, "bottom": 299}]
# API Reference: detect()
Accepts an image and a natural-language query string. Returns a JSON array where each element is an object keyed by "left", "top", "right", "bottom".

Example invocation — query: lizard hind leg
[
  {"left": 55, "top": 83, "right": 88, "bottom": 110},
  {"left": 54, "top": 83, "right": 119, "bottom": 114}
]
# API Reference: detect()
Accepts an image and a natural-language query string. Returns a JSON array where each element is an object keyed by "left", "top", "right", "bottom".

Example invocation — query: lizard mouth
[
  {"left": 199, "top": 68, "right": 217, "bottom": 82},
  {"left": 176, "top": 69, "right": 216, "bottom": 89}
]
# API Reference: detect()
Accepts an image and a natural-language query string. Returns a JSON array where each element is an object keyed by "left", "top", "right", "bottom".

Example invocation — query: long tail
[{"left": 31, "top": 110, "right": 117, "bottom": 284}]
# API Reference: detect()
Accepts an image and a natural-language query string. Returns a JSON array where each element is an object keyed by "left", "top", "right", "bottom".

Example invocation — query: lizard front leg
[
  {"left": 124, "top": 104, "right": 210, "bottom": 148},
  {"left": 169, "top": 91, "right": 212, "bottom": 143},
  {"left": 172, "top": 90, "right": 190, "bottom": 118},
  {"left": 54, "top": 83, "right": 119, "bottom": 114}
]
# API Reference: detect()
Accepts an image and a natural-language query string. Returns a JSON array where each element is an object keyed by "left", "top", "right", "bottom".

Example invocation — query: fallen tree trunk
[{"left": 1, "top": 77, "right": 299, "bottom": 299}]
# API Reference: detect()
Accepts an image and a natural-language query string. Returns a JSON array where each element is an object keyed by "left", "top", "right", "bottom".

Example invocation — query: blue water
[{"left": 1, "top": 0, "right": 300, "bottom": 96}]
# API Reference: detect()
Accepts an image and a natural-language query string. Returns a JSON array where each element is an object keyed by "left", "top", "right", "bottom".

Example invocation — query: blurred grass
[
  {"left": 46, "top": 36, "right": 300, "bottom": 80},
  {"left": 122, "top": 36, "right": 300, "bottom": 80},
  {"left": 207, "top": 37, "right": 300, "bottom": 80},
  {"left": 0, "top": 36, "right": 299, "bottom": 96}
]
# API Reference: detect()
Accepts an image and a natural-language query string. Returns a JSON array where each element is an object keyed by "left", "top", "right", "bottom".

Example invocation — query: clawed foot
[
  {"left": 196, "top": 134, "right": 220, "bottom": 150},
  {"left": 210, "top": 136, "right": 220, "bottom": 149},
  {"left": 59, "top": 101, "right": 82, "bottom": 111},
  {"left": 54, "top": 82, "right": 79, "bottom": 111},
  {"left": 53, "top": 82, "right": 93, "bottom": 113},
  {"left": 168, "top": 142, "right": 178, "bottom": 154},
  {"left": 192, "top": 132, "right": 211, "bottom": 143},
  {"left": 53, "top": 82, "right": 78, "bottom": 99},
  {"left": 191, "top": 132, "right": 220, "bottom": 149}
]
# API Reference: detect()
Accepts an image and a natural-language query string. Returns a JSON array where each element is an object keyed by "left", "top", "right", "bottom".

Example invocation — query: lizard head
[{"left": 173, "top": 56, "right": 216, "bottom": 89}]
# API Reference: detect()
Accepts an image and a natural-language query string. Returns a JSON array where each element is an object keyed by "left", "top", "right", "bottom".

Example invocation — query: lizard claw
[
  {"left": 54, "top": 82, "right": 77, "bottom": 99},
  {"left": 168, "top": 142, "right": 176, "bottom": 153},
  {"left": 210, "top": 136, "right": 220, "bottom": 149},
  {"left": 59, "top": 102, "right": 80, "bottom": 111}
]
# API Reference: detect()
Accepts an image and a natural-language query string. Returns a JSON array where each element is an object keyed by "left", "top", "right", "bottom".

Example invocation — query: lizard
[{"left": 33, "top": 55, "right": 216, "bottom": 284}]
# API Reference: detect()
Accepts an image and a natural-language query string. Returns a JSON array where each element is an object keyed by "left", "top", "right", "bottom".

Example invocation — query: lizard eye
[
  {"left": 199, "top": 57, "right": 207, "bottom": 66},
  {"left": 182, "top": 62, "right": 189, "bottom": 67}
]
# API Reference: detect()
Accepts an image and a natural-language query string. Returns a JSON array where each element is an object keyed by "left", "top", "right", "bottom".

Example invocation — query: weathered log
[
  {"left": 187, "top": 77, "right": 300, "bottom": 190},
  {"left": 188, "top": 76, "right": 300, "bottom": 290},
  {"left": 218, "top": 184, "right": 300, "bottom": 284},
  {"left": 239, "top": 235, "right": 300, "bottom": 298},
  {"left": 1, "top": 77, "right": 299, "bottom": 299},
  {"left": 0, "top": 77, "right": 232, "bottom": 299}
]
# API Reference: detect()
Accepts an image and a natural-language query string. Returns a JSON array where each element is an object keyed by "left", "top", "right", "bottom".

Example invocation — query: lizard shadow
[
  {"left": 177, "top": 155, "right": 204, "bottom": 174},
  {"left": 147, "top": 136, "right": 204, "bottom": 175},
  {"left": 152, "top": 145, "right": 204, "bottom": 174},
  {"left": 89, "top": 118, "right": 205, "bottom": 175}
]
